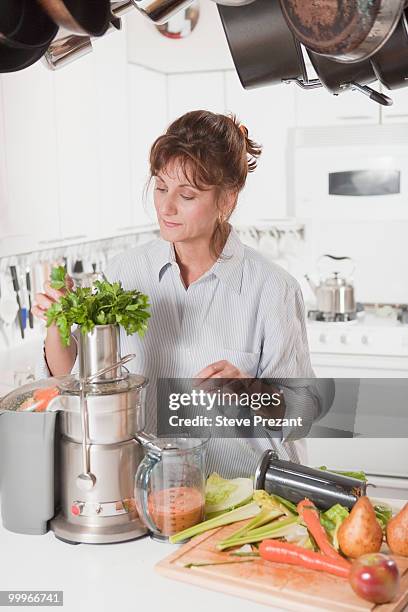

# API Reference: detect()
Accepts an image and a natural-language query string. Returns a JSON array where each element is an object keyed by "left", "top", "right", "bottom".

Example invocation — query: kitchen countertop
[
  {"left": 0, "top": 519, "right": 286, "bottom": 612},
  {"left": 1, "top": 493, "right": 405, "bottom": 612}
]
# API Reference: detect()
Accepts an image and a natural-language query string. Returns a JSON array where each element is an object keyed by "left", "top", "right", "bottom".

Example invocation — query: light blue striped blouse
[
  {"left": 38, "top": 226, "right": 330, "bottom": 476},
  {"left": 99, "top": 226, "right": 327, "bottom": 477}
]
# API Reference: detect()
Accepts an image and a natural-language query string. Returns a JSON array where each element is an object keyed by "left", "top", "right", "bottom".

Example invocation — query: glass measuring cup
[{"left": 134, "top": 436, "right": 208, "bottom": 542}]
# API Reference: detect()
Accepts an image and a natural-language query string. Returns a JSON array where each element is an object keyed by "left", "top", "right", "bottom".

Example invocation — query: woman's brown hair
[{"left": 148, "top": 110, "right": 262, "bottom": 259}]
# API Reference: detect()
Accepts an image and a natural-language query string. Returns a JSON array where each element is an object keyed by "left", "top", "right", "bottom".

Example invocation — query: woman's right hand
[{"left": 32, "top": 275, "right": 74, "bottom": 323}]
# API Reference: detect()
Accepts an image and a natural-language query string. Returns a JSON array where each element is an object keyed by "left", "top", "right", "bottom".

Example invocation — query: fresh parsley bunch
[{"left": 47, "top": 268, "right": 150, "bottom": 347}]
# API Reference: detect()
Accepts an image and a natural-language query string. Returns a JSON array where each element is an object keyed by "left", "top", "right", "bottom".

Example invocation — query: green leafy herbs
[
  {"left": 50, "top": 265, "right": 67, "bottom": 290},
  {"left": 46, "top": 276, "right": 150, "bottom": 346}
]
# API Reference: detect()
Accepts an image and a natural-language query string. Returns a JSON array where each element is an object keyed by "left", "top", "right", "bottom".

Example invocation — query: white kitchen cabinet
[
  {"left": 126, "top": 1, "right": 233, "bottom": 74},
  {"left": 167, "top": 71, "right": 225, "bottom": 122},
  {"left": 225, "top": 71, "right": 296, "bottom": 221},
  {"left": 295, "top": 84, "right": 380, "bottom": 127},
  {"left": 128, "top": 64, "right": 168, "bottom": 228},
  {"left": 311, "top": 353, "right": 408, "bottom": 378},
  {"left": 381, "top": 86, "right": 408, "bottom": 123},
  {"left": 53, "top": 52, "right": 101, "bottom": 243},
  {"left": 0, "top": 62, "right": 60, "bottom": 255},
  {"left": 92, "top": 29, "right": 134, "bottom": 238}
]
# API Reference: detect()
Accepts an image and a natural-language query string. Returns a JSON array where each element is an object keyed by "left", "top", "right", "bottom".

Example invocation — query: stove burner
[{"left": 308, "top": 310, "right": 357, "bottom": 322}]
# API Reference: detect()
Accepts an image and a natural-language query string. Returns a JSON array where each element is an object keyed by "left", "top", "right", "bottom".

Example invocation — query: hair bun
[{"left": 239, "top": 123, "right": 248, "bottom": 137}]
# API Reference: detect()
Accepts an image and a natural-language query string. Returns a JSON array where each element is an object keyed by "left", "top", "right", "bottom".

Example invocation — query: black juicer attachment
[{"left": 254, "top": 450, "right": 367, "bottom": 510}]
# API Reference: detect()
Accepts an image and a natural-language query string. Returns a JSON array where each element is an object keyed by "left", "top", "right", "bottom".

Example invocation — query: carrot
[
  {"left": 33, "top": 387, "right": 59, "bottom": 412},
  {"left": 33, "top": 387, "right": 59, "bottom": 401},
  {"left": 297, "top": 498, "right": 347, "bottom": 563},
  {"left": 259, "top": 540, "right": 351, "bottom": 578}
]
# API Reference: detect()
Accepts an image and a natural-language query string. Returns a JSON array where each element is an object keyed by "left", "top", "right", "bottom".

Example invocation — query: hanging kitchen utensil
[
  {"left": 306, "top": 48, "right": 393, "bottom": 105},
  {"left": 10, "top": 266, "right": 25, "bottom": 340},
  {"left": 0, "top": 0, "right": 58, "bottom": 49},
  {"left": 279, "top": 0, "right": 405, "bottom": 63},
  {"left": 36, "top": 0, "right": 112, "bottom": 37},
  {"left": 132, "top": 0, "right": 195, "bottom": 26},
  {"left": 218, "top": 0, "right": 320, "bottom": 90},
  {"left": 0, "top": 275, "right": 18, "bottom": 346},
  {"left": 25, "top": 268, "right": 34, "bottom": 330},
  {"left": 42, "top": 33, "right": 92, "bottom": 70},
  {"left": 371, "top": 9, "right": 408, "bottom": 89}
]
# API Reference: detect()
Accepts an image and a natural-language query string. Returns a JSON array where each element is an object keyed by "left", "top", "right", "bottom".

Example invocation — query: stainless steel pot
[
  {"left": 305, "top": 255, "right": 356, "bottom": 316},
  {"left": 279, "top": 0, "right": 405, "bottom": 63},
  {"left": 58, "top": 374, "right": 147, "bottom": 444}
]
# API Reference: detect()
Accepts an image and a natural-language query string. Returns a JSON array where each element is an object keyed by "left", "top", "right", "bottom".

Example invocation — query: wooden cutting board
[{"left": 155, "top": 519, "right": 408, "bottom": 612}]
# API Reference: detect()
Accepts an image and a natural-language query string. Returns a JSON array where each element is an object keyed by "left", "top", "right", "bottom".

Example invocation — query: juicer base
[{"left": 50, "top": 514, "right": 148, "bottom": 544}]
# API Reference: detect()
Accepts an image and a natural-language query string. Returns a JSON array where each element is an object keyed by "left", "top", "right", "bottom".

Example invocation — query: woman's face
[{"left": 154, "top": 158, "right": 230, "bottom": 244}]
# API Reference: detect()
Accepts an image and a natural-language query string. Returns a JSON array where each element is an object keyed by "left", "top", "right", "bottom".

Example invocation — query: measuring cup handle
[{"left": 134, "top": 449, "right": 161, "bottom": 534}]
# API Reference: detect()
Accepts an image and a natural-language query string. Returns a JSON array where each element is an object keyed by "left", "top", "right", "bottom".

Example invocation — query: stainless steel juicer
[{"left": 0, "top": 324, "right": 149, "bottom": 544}]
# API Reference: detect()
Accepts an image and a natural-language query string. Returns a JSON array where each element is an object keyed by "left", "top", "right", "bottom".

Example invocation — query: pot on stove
[{"left": 305, "top": 254, "right": 356, "bottom": 317}]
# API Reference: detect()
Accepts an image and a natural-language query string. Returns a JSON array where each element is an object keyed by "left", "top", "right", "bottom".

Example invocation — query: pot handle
[
  {"left": 349, "top": 82, "right": 393, "bottom": 107},
  {"left": 134, "top": 445, "right": 161, "bottom": 533}
]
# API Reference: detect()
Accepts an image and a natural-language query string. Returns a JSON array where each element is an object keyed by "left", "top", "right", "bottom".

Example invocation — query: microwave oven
[{"left": 291, "top": 125, "right": 408, "bottom": 221}]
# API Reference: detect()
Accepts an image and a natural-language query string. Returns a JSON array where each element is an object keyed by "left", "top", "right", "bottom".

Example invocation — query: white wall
[
  {"left": 1, "top": 6, "right": 407, "bottom": 305},
  {"left": 126, "top": 1, "right": 234, "bottom": 73}
]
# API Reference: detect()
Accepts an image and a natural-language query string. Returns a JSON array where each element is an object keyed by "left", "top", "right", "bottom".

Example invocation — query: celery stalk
[
  {"left": 224, "top": 508, "right": 283, "bottom": 543},
  {"left": 217, "top": 516, "right": 299, "bottom": 551},
  {"left": 169, "top": 501, "right": 261, "bottom": 544}
]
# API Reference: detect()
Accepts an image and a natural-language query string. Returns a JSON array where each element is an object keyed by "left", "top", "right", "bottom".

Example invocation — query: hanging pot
[
  {"left": 306, "top": 48, "right": 393, "bottom": 106},
  {"left": 211, "top": 0, "right": 255, "bottom": 5},
  {"left": 371, "top": 9, "right": 408, "bottom": 89},
  {"left": 36, "top": 0, "right": 113, "bottom": 37},
  {"left": 0, "top": 0, "right": 58, "bottom": 49},
  {"left": 0, "top": 41, "right": 49, "bottom": 73},
  {"left": 218, "top": 0, "right": 318, "bottom": 90},
  {"left": 279, "top": 0, "right": 405, "bottom": 63}
]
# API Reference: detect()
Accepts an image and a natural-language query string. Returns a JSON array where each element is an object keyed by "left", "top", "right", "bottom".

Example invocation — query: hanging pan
[
  {"left": 0, "top": 0, "right": 58, "bottom": 50},
  {"left": 371, "top": 9, "right": 408, "bottom": 89},
  {"left": 36, "top": 0, "right": 114, "bottom": 37},
  {"left": 218, "top": 0, "right": 320, "bottom": 90},
  {"left": 0, "top": 41, "right": 50, "bottom": 73},
  {"left": 279, "top": 0, "right": 405, "bottom": 63},
  {"left": 306, "top": 48, "right": 393, "bottom": 105}
]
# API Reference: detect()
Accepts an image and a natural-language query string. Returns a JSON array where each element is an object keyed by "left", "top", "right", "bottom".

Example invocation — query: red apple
[{"left": 350, "top": 553, "right": 400, "bottom": 604}]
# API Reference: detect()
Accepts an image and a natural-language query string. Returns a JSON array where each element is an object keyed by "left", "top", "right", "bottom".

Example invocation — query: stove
[
  {"left": 307, "top": 311, "right": 408, "bottom": 357},
  {"left": 308, "top": 309, "right": 357, "bottom": 323}
]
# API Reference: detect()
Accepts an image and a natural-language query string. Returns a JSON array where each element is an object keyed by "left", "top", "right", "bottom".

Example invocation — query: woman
[{"left": 33, "top": 110, "right": 324, "bottom": 477}]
